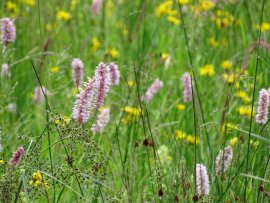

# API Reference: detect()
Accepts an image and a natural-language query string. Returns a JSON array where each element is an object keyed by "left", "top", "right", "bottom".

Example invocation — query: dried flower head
[
  {"left": 1, "top": 17, "right": 16, "bottom": 47},
  {"left": 143, "top": 78, "right": 163, "bottom": 102},
  {"left": 71, "top": 58, "right": 84, "bottom": 88},
  {"left": 108, "top": 62, "right": 120, "bottom": 86},
  {"left": 181, "top": 72, "right": 192, "bottom": 103},
  {"left": 255, "top": 88, "right": 270, "bottom": 124},
  {"left": 93, "top": 62, "right": 111, "bottom": 109},
  {"left": 196, "top": 164, "right": 210, "bottom": 195},
  {"left": 9, "top": 146, "right": 25, "bottom": 167},
  {"left": 215, "top": 145, "right": 233, "bottom": 175},
  {"left": 73, "top": 78, "right": 95, "bottom": 124},
  {"left": 91, "top": 108, "right": 110, "bottom": 134}
]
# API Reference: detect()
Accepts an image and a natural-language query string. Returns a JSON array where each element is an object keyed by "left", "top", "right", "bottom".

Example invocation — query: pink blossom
[
  {"left": 215, "top": 146, "right": 233, "bottom": 175},
  {"left": 91, "top": 0, "right": 103, "bottom": 15},
  {"left": 93, "top": 62, "right": 111, "bottom": 109},
  {"left": 33, "top": 86, "right": 49, "bottom": 104},
  {"left": 1, "top": 63, "right": 10, "bottom": 78},
  {"left": 108, "top": 63, "right": 120, "bottom": 85},
  {"left": 91, "top": 108, "right": 110, "bottom": 134},
  {"left": 1, "top": 17, "right": 16, "bottom": 46},
  {"left": 9, "top": 146, "right": 25, "bottom": 167},
  {"left": 255, "top": 89, "right": 270, "bottom": 124},
  {"left": 196, "top": 164, "right": 210, "bottom": 195},
  {"left": 143, "top": 78, "right": 163, "bottom": 102},
  {"left": 71, "top": 58, "right": 84, "bottom": 88},
  {"left": 181, "top": 72, "right": 192, "bottom": 103},
  {"left": 73, "top": 78, "right": 95, "bottom": 124}
]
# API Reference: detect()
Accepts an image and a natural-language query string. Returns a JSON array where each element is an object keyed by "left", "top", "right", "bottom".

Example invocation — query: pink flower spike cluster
[
  {"left": 73, "top": 62, "right": 119, "bottom": 124},
  {"left": 91, "top": 0, "right": 103, "bottom": 15},
  {"left": 215, "top": 145, "right": 233, "bottom": 175},
  {"left": 33, "top": 86, "right": 49, "bottom": 104}
]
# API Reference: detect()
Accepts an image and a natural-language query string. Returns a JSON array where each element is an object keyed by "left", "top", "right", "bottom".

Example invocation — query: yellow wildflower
[
  {"left": 179, "top": 0, "right": 189, "bottom": 5},
  {"left": 106, "top": 48, "right": 119, "bottom": 58},
  {"left": 208, "top": 37, "right": 219, "bottom": 48},
  {"left": 201, "top": 0, "right": 214, "bottom": 11},
  {"left": 176, "top": 104, "right": 185, "bottom": 110},
  {"left": 237, "top": 106, "right": 252, "bottom": 117},
  {"left": 20, "top": 0, "right": 35, "bottom": 6},
  {"left": 221, "top": 122, "right": 238, "bottom": 135},
  {"left": 221, "top": 60, "right": 232, "bottom": 70},
  {"left": 256, "top": 22, "right": 270, "bottom": 31},
  {"left": 6, "top": 1, "right": 19, "bottom": 17},
  {"left": 0, "top": 159, "right": 4, "bottom": 164},
  {"left": 91, "top": 37, "right": 101, "bottom": 52},
  {"left": 127, "top": 81, "right": 134, "bottom": 87},
  {"left": 175, "top": 130, "right": 186, "bottom": 139},
  {"left": 186, "top": 135, "right": 200, "bottom": 144},
  {"left": 167, "top": 16, "right": 180, "bottom": 25},
  {"left": 57, "top": 10, "right": 72, "bottom": 21},
  {"left": 199, "top": 64, "right": 215, "bottom": 76},
  {"left": 122, "top": 106, "right": 142, "bottom": 123},
  {"left": 230, "top": 137, "right": 238, "bottom": 146},
  {"left": 236, "top": 91, "right": 250, "bottom": 103},
  {"left": 50, "top": 66, "right": 60, "bottom": 73},
  {"left": 155, "top": 1, "right": 173, "bottom": 17},
  {"left": 223, "top": 73, "right": 235, "bottom": 83},
  {"left": 29, "top": 172, "right": 49, "bottom": 190},
  {"left": 70, "top": 0, "right": 79, "bottom": 11}
]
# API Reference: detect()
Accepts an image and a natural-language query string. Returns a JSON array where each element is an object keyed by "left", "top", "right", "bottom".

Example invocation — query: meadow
[{"left": 1, "top": 0, "right": 270, "bottom": 202}]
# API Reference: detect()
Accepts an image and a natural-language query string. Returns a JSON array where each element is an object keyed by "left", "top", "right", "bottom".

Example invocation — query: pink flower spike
[
  {"left": 143, "top": 78, "right": 163, "bottom": 103},
  {"left": 91, "top": 108, "right": 110, "bottom": 134},
  {"left": 108, "top": 63, "right": 120, "bottom": 86},
  {"left": 255, "top": 88, "right": 270, "bottom": 124},
  {"left": 71, "top": 58, "right": 84, "bottom": 88},
  {"left": 9, "top": 146, "right": 25, "bottom": 167},
  {"left": 33, "top": 86, "right": 49, "bottom": 104},
  {"left": 196, "top": 164, "right": 210, "bottom": 196},
  {"left": 93, "top": 62, "right": 111, "bottom": 109},
  {"left": 181, "top": 72, "right": 192, "bottom": 103},
  {"left": 215, "top": 145, "right": 233, "bottom": 175},
  {"left": 73, "top": 78, "right": 95, "bottom": 124},
  {"left": 1, "top": 17, "right": 16, "bottom": 47},
  {"left": 91, "top": 0, "right": 103, "bottom": 15}
]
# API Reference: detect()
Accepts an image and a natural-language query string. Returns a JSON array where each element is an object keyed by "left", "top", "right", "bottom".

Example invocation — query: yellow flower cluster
[
  {"left": 6, "top": 1, "right": 19, "bottom": 17},
  {"left": 175, "top": 130, "right": 200, "bottom": 144},
  {"left": 199, "top": 64, "right": 215, "bottom": 76},
  {"left": 155, "top": 0, "right": 180, "bottom": 25},
  {"left": 207, "top": 37, "right": 228, "bottom": 48},
  {"left": 50, "top": 66, "right": 60, "bottom": 73},
  {"left": 212, "top": 10, "right": 236, "bottom": 29},
  {"left": 20, "top": 0, "right": 35, "bottom": 6},
  {"left": 236, "top": 106, "right": 252, "bottom": 117},
  {"left": 223, "top": 73, "right": 235, "bottom": 84},
  {"left": 220, "top": 60, "right": 232, "bottom": 70},
  {"left": 236, "top": 91, "right": 250, "bottom": 103},
  {"left": 122, "top": 106, "right": 143, "bottom": 123},
  {"left": 29, "top": 172, "right": 49, "bottom": 190}
]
